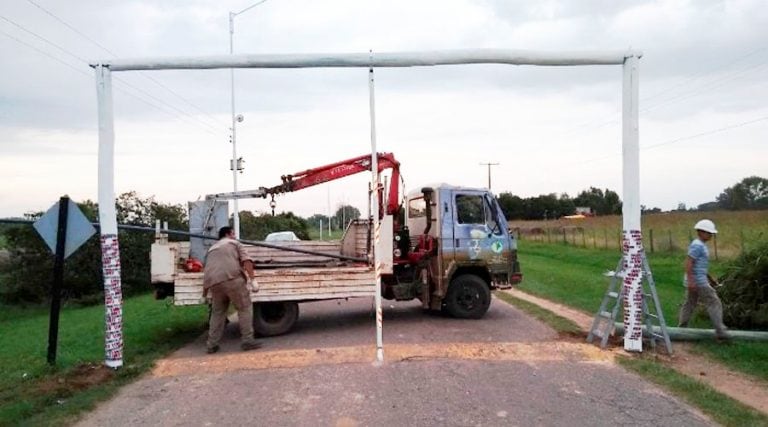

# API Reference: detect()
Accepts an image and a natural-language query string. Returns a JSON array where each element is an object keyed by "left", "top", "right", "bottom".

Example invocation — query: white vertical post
[
  {"left": 622, "top": 54, "right": 643, "bottom": 352},
  {"left": 229, "top": 12, "right": 241, "bottom": 239},
  {"left": 369, "top": 60, "right": 384, "bottom": 363},
  {"left": 95, "top": 65, "right": 124, "bottom": 368}
]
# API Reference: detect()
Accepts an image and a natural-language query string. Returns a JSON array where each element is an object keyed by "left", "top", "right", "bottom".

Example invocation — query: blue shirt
[{"left": 686, "top": 238, "right": 709, "bottom": 287}]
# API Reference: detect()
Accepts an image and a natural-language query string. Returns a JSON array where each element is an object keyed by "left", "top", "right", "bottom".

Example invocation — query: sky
[{"left": 1, "top": 0, "right": 767, "bottom": 221}]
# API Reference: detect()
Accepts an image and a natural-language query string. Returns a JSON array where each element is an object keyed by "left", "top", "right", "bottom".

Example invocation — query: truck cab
[{"left": 389, "top": 184, "right": 522, "bottom": 318}]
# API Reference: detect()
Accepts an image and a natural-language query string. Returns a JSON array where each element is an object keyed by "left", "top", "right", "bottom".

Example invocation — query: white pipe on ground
[{"left": 614, "top": 324, "right": 768, "bottom": 342}]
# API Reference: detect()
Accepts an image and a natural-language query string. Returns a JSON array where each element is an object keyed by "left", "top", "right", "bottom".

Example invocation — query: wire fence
[{"left": 511, "top": 226, "right": 765, "bottom": 260}]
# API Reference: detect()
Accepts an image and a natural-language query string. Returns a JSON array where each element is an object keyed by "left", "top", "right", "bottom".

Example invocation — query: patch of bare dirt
[
  {"left": 37, "top": 363, "right": 115, "bottom": 397},
  {"left": 669, "top": 343, "right": 768, "bottom": 413}
]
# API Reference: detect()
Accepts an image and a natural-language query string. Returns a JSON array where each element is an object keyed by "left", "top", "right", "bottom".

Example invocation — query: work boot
[
  {"left": 206, "top": 345, "right": 220, "bottom": 354},
  {"left": 241, "top": 341, "right": 262, "bottom": 351}
]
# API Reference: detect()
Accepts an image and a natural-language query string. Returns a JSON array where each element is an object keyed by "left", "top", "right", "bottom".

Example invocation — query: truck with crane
[{"left": 151, "top": 152, "right": 522, "bottom": 336}]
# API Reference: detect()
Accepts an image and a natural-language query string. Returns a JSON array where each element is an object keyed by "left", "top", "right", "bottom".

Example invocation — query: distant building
[{"left": 575, "top": 206, "right": 593, "bottom": 216}]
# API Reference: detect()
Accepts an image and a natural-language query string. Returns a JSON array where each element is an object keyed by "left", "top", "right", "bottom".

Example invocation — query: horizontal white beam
[{"left": 95, "top": 49, "right": 642, "bottom": 71}]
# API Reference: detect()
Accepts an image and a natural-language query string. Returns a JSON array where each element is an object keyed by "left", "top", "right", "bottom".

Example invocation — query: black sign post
[{"left": 47, "top": 196, "right": 69, "bottom": 365}]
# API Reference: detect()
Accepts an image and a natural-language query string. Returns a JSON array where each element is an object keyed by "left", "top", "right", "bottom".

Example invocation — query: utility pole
[
  {"left": 228, "top": 0, "right": 268, "bottom": 238},
  {"left": 479, "top": 162, "right": 500, "bottom": 190}
]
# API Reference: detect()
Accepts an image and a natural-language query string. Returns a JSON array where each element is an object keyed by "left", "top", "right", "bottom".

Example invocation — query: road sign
[{"left": 34, "top": 198, "right": 96, "bottom": 259}]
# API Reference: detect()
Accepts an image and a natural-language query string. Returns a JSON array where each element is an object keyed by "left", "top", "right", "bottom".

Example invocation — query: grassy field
[
  {"left": 0, "top": 294, "right": 207, "bottom": 425},
  {"left": 510, "top": 209, "right": 768, "bottom": 259},
  {"left": 516, "top": 241, "right": 768, "bottom": 383}
]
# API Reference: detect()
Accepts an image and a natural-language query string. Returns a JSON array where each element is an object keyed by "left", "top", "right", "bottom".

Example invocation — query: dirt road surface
[{"left": 77, "top": 297, "right": 712, "bottom": 426}]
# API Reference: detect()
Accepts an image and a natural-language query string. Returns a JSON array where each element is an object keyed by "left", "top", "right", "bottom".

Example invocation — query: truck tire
[
  {"left": 443, "top": 274, "right": 491, "bottom": 319},
  {"left": 252, "top": 302, "right": 299, "bottom": 337}
]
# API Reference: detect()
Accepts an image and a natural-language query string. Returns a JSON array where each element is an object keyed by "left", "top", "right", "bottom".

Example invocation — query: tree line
[
  {"left": 0, "top": 192, "right": 361, "bottom": 305},
  {"left": 496, "top": 176, "right": 767, "bottom": 221},
  {"left": 497, "top": 187, "right": 622, "bottom": 220}
]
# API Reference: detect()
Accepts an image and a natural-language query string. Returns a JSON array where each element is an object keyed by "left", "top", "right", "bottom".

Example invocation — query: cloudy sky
[{"left": 1, "top": 0, "right": 766, "bottom": 221}]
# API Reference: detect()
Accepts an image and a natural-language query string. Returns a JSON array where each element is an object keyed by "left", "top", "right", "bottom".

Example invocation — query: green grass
[
  {"left": 618, "top": 356, "right": 768, "bottom": 427},
  {"left": 0, "top": 293, "right": 207, "bottom": 425},
  {"left": 517, "top": 241, "right": 768, "bottom": 383},
  {"left": 306, "top": 228, "right": 345, "bottom": 241},
  {"left": 493, "top": 291, "right": 582, "bottom": 335}
]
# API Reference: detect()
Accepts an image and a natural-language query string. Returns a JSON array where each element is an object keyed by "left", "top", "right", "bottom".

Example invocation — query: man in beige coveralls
[{"left": 204, "top": 226, "right": 262, "bottom": 354}]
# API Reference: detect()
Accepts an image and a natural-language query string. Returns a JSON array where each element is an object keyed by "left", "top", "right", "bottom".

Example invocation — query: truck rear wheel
[
  {"left": 443, "top": 274, "right": 491, "bottom": 319},
  {"left": 253, "top": 302, "right": 299, "bottom": 337}
]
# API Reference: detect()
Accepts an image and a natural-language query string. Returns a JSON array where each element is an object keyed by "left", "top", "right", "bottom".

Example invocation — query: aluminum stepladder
[{"left": 587, "top": 252, "right": 673, "bottom": 354}]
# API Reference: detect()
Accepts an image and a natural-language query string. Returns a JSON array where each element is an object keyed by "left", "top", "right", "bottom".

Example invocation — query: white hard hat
[{"left": 694, "top": 219, "right": 717, "bottom": 234}]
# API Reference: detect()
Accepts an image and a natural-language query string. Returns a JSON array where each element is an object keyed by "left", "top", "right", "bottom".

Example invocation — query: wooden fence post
[
  {"left": 649, "top": 229, "right": 654, "bottom": 253},
  {"left": 740, "top": 229, "right": 745, "bottom": 254},
  {"left": 604, "top": 229, "right": 608, "bottom": 249},
  {"left": 618, "top": 230, "right": 622, "bottom": 253},
  {"left": 668, "top": 229, "right": 673, "bottom": 252},
  {"left": 713, "top": 233, "right": 718, "bottom": 260},
  {"left": 562, "top": 228, "right": 567, "bottom": 244}
]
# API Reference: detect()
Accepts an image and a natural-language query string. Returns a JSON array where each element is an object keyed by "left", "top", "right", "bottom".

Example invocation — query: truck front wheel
[
  {"left": 252, "top": 302, "right": 299, "bottom": 336},
  {"left": 443, "top": 275, "right": 491, "bottom": 319}
]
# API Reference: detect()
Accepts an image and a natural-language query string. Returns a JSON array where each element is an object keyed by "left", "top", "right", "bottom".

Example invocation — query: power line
[
  {"left": 643, "top": 114, "right": 768, "bottom": 151},
  {"left": 566, "top": 114, "right": 768, "bottom": 167},
  {"left": 641, "top": 61, "right": 768, "bottom": 114},
  {"left": 0, "top": 29, "right": 218, "bottom": 134},
  {"left": 25, "top": 0, "right": 117, "bottom": 56},
  {"left": 24, "top": 0, "right": 227, "bottom": 129},
  {"left": 0, "top": 27, "right": 88, "bottom": 77},
  {"left": 0, "top": 14, "right": 220, "bottom": 134},
  {"left": 0, "top": 14, "right": 88, "bottom": 63},
  {"left": 640, "top": 46, "right": 768, "bottom": 104},
  {"left": 553, "top": 47, "right": 768, "bottom": 142}
]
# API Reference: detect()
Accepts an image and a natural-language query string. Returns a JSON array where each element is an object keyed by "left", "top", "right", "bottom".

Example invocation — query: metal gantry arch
[{"left": 93, "top": 48, "right": 644, "bottom": 368}]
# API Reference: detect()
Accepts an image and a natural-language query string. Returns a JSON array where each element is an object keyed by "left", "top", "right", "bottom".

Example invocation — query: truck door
[{"left": 452, "top": 190, "right": 498, "bottom": 263}]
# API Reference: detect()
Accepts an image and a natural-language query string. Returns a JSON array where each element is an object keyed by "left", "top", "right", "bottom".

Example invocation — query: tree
[
  {"left": 573, "top": 187, "right": 622, "bottom": 216},
  {"left": 332, "top": 204, "right": 361, "bottom": 230},
  {"left": 696, "top": 201, "right": 719, "bottom": 212},
  {"left": 0, "top": 192, "right": 187, "bottom": 304},
  {"left": 497, "top": 193, "right": 525, "bottom": 220},
  {"left": 716, "top": 176, "right": 768, "bottom": 210},
  {"left": 239, "top": 211, "right": 310, "bottom": 241}
]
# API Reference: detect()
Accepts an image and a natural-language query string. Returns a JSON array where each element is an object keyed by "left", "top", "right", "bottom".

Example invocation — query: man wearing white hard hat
[{"left": 678, "top": 219, "right": 729, "bottom": 340}]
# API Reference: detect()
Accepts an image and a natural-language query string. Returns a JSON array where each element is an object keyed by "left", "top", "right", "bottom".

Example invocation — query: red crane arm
[{"left": 266, "top": 152, "right": 401, "bottom": 215}]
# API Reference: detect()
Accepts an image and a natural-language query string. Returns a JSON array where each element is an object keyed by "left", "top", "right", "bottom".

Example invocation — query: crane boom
[{"left": 206, "top": 152, "right": 402, "bottom": 215}]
